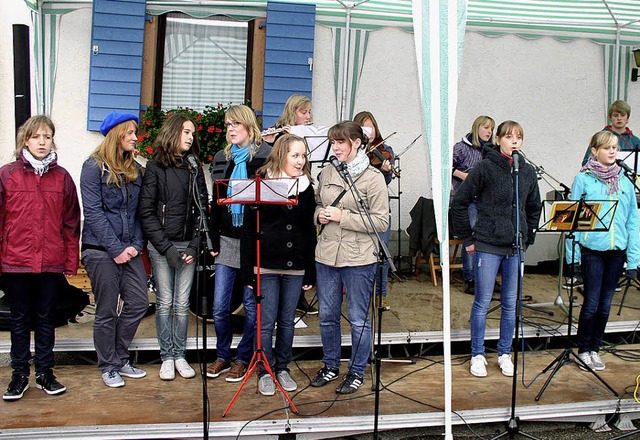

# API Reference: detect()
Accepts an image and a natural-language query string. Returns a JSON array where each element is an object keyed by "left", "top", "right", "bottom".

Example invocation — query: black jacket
[
  {"left": 208, "top": 144, "right": 271, "bottom": 252},
  {"left": 451, "top": 148, "right": 541, "bottom": 252},
  {"left": 138, "top": 158, "right": 209, "bottom": 255},
  {"left": 240, "top": 182, "right": 317, "bottom": 287}
]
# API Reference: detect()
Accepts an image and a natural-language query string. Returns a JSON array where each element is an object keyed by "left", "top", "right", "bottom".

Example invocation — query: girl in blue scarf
[{"left": 207, "top": 105, "right": 271, "bottom": 382}]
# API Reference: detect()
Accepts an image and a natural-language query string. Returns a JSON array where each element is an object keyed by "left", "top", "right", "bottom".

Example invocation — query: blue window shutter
[
  {"left": 87, "top": 0, "right": 145, "bottom": 131},
  {"left": 262, "top": 1, "right": 315, "bottom": 129}
]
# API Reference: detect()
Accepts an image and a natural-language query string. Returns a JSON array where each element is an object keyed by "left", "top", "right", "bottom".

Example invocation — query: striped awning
[{"left": 466, "top": 0, "right": 640, "bottom": 45}]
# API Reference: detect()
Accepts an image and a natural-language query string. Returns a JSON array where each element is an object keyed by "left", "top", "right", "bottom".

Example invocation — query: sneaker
[
  {"left": 119, "top": 362, "right": 147, "bottom": 379},
  {"left": 276, "top": 370, "right": 298, "bottom": 392},
  {"left": 562, "top": 275, "right": 583, "bottom": 290},
  {"left": 102, "top": 369, "right": 125, "bottom": 388},
  {"left": 335, "top": 372, "right": 363, "bottom": 395},
  {"left": 464, "top": 279, "right": 475, "bottom": 295},
  {"left": 296, "top": 295, "right": 319, "bottom": 315},
  {"left": 35, "top": 370, "right": 66, "bottom": 395},
  {"left": 206, "top": 360, "right": 231, "bottom": 378},
  {"left": 3, "top": 375, "right": 29, "bottom": 401},
  {"left": 310, "top": 366, "right": 339, "bottom": 387},
  {"left": 258, "top": 374, "right": 276, "bottom": 396},
  {"left": 470, "top": 355, "right": 488, "bottom": 377},
  {"left": 498, "top": 354, "right": 514, "bottom": 377},
  {"left": 577, "top": 351, "right": 594, "bottom": 371},
  {"left": 175, "top": 358, "right": 196, "bottom": 379},
  {"left": 590, "top": 351, "right": 606, "bottom": 371},
  {"left": 226, "top": 361, "right": 247, "bottom": 382},
  {"left": 159, "top": 360, "right": 175, "bottom": 380}
]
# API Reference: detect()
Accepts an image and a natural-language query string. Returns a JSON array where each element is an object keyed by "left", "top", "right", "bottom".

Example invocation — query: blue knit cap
[{"left": 100, "top": 112, "right": 139, "bottom": 136}]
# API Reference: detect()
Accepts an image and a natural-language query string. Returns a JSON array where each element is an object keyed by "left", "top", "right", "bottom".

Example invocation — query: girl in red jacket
[{"left": 1, "top": 115, "right": 81, "bottom": 401}]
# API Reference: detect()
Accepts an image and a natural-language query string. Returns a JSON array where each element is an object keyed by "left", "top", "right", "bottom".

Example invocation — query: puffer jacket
[
  {"left": 80, "top": 157, "right": 144, "bottom": 258},
  {"left": 314, "top": 164, "right": 389, "bottom": 267},
  {"left": 138, "top": 158, "right": 209, "bottom": 255},
  {"left": 451, "top": 147, "right": 541, "bottom": 253},
  {"left": 0, "top": 156, "right": 80, "bottom": 274},
  {"left": 565, "top": 168, "right": 640, "bottom": 268}
]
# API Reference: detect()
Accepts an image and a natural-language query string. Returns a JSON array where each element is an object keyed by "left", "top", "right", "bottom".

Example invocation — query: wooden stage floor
[{"left": 1, "top": 346, "right": 639, "bottom": 439}]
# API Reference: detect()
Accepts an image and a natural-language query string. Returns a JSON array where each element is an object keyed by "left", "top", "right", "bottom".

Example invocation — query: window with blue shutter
[
  {"left": 87, "top": 0, "right": 146, "bottom": 131},
  {"left": 262, "top": 1, "right": 315, "bottom": 128}
]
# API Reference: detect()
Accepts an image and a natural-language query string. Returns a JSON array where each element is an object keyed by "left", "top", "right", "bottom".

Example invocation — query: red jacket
[{"left": 0, "top": 157, "right": 80, "bottom": 275}]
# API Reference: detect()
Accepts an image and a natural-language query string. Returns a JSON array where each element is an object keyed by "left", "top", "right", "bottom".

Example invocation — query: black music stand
[
  {"left": 216, "top": 175, "right": 300, "bottom": 417},
  {"left": 535, "top": 197, "right": 619, "bottom": 401},
  {"left": 290, "top": 124, "right": 331, "bottom": 164}
]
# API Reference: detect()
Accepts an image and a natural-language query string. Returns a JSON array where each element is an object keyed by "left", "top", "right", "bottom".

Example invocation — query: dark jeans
[
  {"left": 4, "top": 273, "right": 62, "bottom": 377},
  {"left": 578, "top": 249, "right": 625, "bottom": 353}
]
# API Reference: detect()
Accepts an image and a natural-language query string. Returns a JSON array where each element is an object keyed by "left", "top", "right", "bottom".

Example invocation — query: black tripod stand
[
  {"left": 535, "top": 198, "right": 619, "bottom": 401},
  {"left": 489, "top": 151, "right": 538, "bottom": 440}
]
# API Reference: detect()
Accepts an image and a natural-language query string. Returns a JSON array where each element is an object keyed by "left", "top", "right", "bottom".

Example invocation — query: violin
[{"left": 367, "top": 132, "right": 400, "bottom": 177}]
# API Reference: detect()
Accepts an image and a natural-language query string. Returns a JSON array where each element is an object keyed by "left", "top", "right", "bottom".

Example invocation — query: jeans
[
  {"left": 4, "top": 273, "right": 61, "bottom": 376},
  {"left": 461, "top": 202, "right": 478, "bottom": 281},
  {"left": 82, "top": 249, "right": 149, "bottom": 373},
  {"left": 577, "top": 249, "right": 625, "bottom": 353},
  {"left": 316, "top": 262, "right": 375, "bottom": 377},
  {"left": 212, "top": 263, "right": 256, "bottom": 364},
  {"left": 375, "top": 216, "right": 392, "bottom": 297},
  {"left": 258, "top": 274, "right": 303, "bottom": 375},
  {"left": 470, "top": 251, "right": 519, "bottom": 357},
  {"left": 148, "top": 242, "right": 196, "bottom": 361}
]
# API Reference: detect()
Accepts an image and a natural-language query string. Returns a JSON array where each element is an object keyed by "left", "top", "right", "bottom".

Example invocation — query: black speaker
[{"left": 13, "top": 24, "right": 31, "bottom": 134}]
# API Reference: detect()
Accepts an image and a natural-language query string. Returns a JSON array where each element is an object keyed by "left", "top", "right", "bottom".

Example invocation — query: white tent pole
[
  {"left": 602, "top": 0, "right": 620, "bottom": 100},
  {"left": 336, "top": 0, "right": 369, "bottom": 121}
]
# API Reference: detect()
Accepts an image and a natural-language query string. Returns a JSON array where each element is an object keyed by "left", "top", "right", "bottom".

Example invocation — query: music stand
[
  {"left": 216, "top": 175, "right": 300, "bottom": 417},
  {"left": 535, "top": 197, "right": 619, "bottom": 401},
  {"left": 290, "top": 124, "right": 332, "bottom": 163}
]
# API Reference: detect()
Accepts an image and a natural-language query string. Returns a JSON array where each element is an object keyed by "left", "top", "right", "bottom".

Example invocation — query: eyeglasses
[{"left": 225, "top": 121, "right": 242, "bottom": 128}]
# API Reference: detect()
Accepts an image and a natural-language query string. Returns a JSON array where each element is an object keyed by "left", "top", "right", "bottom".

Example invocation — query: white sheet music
[{"left": 229, "top": 178, "right": 294, "bottom": 202}]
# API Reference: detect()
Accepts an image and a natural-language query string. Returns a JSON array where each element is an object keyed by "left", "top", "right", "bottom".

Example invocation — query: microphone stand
[
  {"left": 490, "top": 152, "right": 539, "bottom": 440},
  {"left": 189, "top": 164, "right": 211, "bottom": 440},
  {"left": 336, "top": 161, "right": 395, "bottom": 440}
]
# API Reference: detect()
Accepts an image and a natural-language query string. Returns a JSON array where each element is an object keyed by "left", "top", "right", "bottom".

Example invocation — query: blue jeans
[
  {"left": 577, "top": 249, "right": 625, "bottom": 353},
  {"left": 212, "top": 263, "right": 256, "bottom": 364},
  {"left": 461, "top": 202, "right": 478, "bottom": 281},
  {"left": 148, "top": 242, "right": 196, "bottom": 361},
  {"left": 4, "top": 273, "right": 61, "bottom": 376},
  {"left": 375, "top": 216, "right": 392, "bottom": 297},
  {"left": 470, "top": 251, "right": 519, "bottom": 357},
  {"left": 316, "top": 262, "right": 375, "bottom": 377},
  {"left": 258, "top": 274, "right": 303, "bottom": 375}
]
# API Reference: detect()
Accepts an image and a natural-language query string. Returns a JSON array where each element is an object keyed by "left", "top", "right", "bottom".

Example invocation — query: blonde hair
[
  {"left": 258, "top": 134, "right": 313, "bottom": 182},
  {"left": 589, "top": 130, "right": 618, "bottom": 155},
  {"left": 470, "top": 115, "right": 495, "bottom": 147},
  {"left": 223, "top": 105, "right": 262, "bottom": 160},
  {"left": 15, "top": 115, "right": 57, "bottom": 159},
  {"left": 91, "top": 119, "right": 139, "bottom": 186},
  {"left": 275, "top": 95, "right": 311, "bottom": 128}
]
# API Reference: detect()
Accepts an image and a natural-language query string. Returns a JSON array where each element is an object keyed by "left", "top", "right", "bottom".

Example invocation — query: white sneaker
[
  {"left": 577, "top": 351, "right": 594, "bottom": 371},
  {"left": 175, "top": 358, "right": 196, "bottom": 379},
  {"left": 590, "top": 351, "right": 606, "bottom": 371},
  {"left": 498, "top": 354, "right": 514, "bottom": 377},
  {"left": 470, "top": 355, "right": 487, "bottom": 377},
  {"left": 159, "top": 360, "right": 175, "bottom": 380}
]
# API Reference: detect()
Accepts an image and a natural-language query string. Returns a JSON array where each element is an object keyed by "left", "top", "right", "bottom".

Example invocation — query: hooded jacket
[{"left": 581, "top": 126, "right": 640, "bottom": 166}]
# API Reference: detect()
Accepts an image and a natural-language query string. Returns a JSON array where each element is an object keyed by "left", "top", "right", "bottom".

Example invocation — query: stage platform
[{"left": 1, "top": 346, "right": 639, "bottom": 439}]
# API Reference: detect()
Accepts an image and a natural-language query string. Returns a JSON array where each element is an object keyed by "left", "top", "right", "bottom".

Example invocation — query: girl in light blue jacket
[{"left": 566, "top": 130, "right": 640, "bottom": 372}]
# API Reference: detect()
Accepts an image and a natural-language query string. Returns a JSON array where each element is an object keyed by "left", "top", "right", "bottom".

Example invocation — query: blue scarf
[{"left": 228, "top": 144, "right": 252, "bottom": 227}]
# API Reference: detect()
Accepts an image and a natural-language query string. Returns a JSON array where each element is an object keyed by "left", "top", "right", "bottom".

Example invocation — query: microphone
[
  {"left": 186, "top": 154, "right": 198, "bottom": 174},
  {"left": 616, "top": 159, "right": 636, "bottom": 176},
  {"left": 329, "top": 155, "right": 349, "bottom": 182},
  {"left": 512, "top": 150, "right": 521, "bottom": 172}
]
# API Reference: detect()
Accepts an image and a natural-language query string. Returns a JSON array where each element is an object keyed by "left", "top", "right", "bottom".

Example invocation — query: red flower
[
  {"left": 137, "top": 135, "right": 145, "bottom": 142},
  {"left": 208, "top": 155, "right": 213, "bottom": 162},
  {"left": 215, "top": 127, "right": 223, "bottom": 133},
  {"left": 133, "top": 150, "right": 139, "bottom": 155},
  {"left": 146, "top": 146, "right": 153, "bottom": 155},
  {"left": 197, "top": 124, "right": 203, "bottom": 131},
  {"left": 145, "top": 132, "right": 151, "bottom": 139},
  {"left": 218, "top": 103, "right": 223, "bottom": 108},
  {"left": 207, "top": 126, "right": 215, "bottom": 133},
  {"left": 196, "top": 115, "right": 202, "bottom": 122},
  {"left": 145, "top": 120, "right": 152, "bottom": 126}
]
